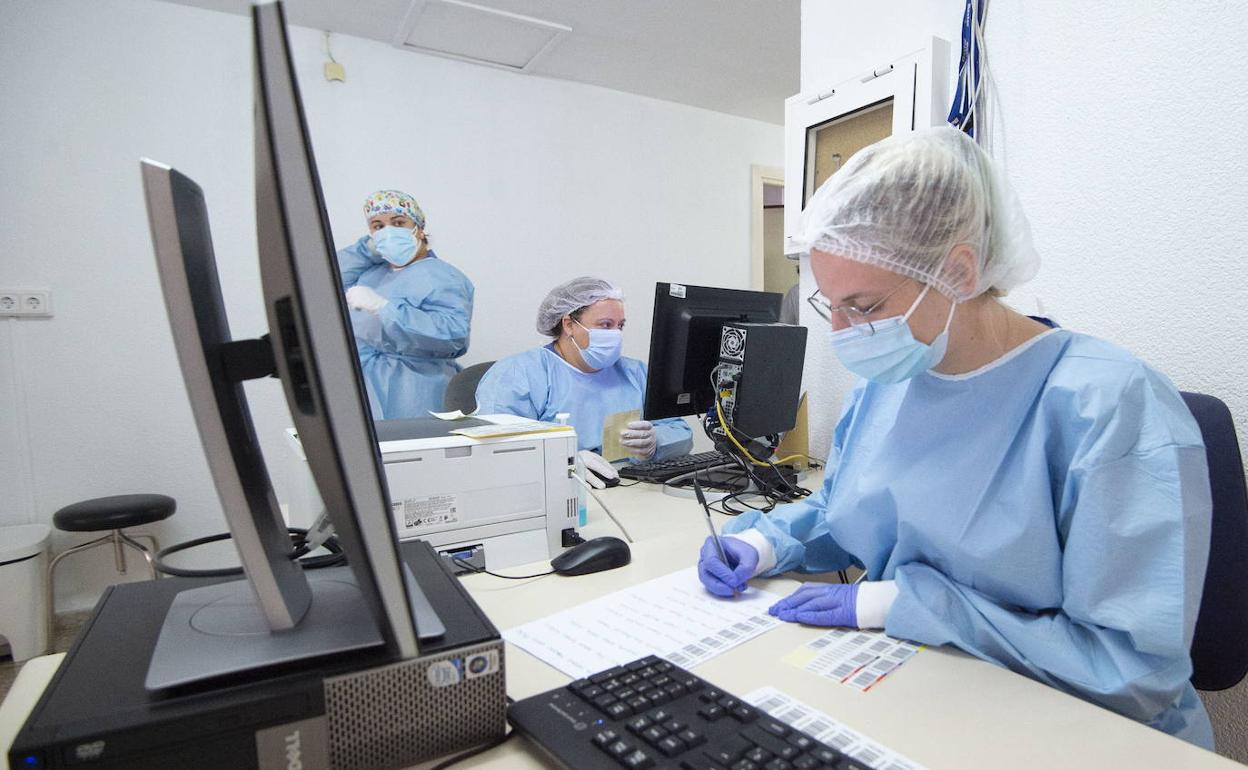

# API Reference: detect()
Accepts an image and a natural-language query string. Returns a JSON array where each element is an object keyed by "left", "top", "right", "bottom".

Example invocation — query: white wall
[
  {"left": 801, "top": 1, "right": 961, "bottom": 94},
  {"left": 0, "top": 0, "right": 782, "bottom": 611},
  {"left": 798, "top": 0, "right": 1248, "bottom": 474}
]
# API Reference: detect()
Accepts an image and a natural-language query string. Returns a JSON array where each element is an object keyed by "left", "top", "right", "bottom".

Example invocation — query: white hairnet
[
  {"left": 536, "top": 276, "right": 625, "bottom": 336},
  {"left": 793, "top": 126, "right": 1039, "bottom": 301}
]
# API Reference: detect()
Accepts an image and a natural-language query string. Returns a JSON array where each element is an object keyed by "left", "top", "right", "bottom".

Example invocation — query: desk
[
  {"left": 451, "top": 478, "right": 1237, "bottom": 769},
  {"left": 1, "top": 479, "right": 1237, "bottom": 769}
]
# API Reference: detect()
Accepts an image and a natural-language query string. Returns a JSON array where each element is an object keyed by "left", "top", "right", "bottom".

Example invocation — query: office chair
[
  {"left": 443, "top": 360, "right": 494, "bottom": 414},
  {"left": 1181, "top": 392, "right": 1248, "bottom": 691}
]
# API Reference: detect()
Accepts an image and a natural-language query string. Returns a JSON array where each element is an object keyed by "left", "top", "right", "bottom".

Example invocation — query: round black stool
[{"left": 48, "top": 494, "right": 176, "bottom": 622}]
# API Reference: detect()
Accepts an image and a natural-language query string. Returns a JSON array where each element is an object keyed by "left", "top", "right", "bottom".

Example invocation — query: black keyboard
[
  {"left": 508, "top": 656, "right": 868, "bottom": 770},
  {"left": 619, "top": 451, "right": 735, "bottom": 483}
]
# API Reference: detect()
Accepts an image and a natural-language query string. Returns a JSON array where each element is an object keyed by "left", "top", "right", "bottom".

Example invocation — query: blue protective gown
[
  {"left": 338, "top": 236, "right": 473, "bottom": 419},
  {"left": 724, "top": 329, "right": 1214, "bottom": 748},
  {"left": 474, "top": 345, "right": 693, "bottom": 459}
]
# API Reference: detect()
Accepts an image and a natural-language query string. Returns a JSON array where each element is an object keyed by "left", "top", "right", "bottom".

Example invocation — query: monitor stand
[{"left": 145, "top": 562, "right": 444, "bottom": 692}]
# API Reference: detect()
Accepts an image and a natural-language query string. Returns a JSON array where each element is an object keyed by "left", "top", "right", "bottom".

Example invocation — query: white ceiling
[{"left": 156, "top": 0, "right": 799, "bottom": 124}]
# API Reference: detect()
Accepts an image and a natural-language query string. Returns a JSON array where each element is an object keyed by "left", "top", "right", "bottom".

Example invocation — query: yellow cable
[
  {"left": 713, "top": 399, "right": 808, "bottom": 464},
  {"left": 715, "top": 399, "right": 772, "bottom": 467}
]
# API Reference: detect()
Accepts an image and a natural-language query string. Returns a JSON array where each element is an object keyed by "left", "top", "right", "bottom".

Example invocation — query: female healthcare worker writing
[
  {"left": 475, "top": 277, "right": 693, "bottom": 488},
  {"left": 697, "top": 127, "right": 1214, "bottom": 748},
  {"left": 338, "top": 190, "right": 474, "bottom": 419}
]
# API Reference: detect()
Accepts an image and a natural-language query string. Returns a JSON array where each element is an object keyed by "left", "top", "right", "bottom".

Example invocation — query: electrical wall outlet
[
  {"left": 0, "top": 289, "right": 53, "bottom": 317},
  {"left": 20, "top": 291, "right": 52, "bottom": 316}
]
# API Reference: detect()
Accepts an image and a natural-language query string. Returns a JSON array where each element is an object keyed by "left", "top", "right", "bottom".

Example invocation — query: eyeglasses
[{"left": 806, "top": 278, "right": 910, "bottom": 336}]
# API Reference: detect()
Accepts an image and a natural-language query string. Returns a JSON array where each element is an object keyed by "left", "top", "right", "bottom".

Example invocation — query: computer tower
[
  {"left": 9, "top": 542, "right": 505, "bottom": 770},
  {"left": 715, "top": 322, "right": 808, "bottom": 438}
]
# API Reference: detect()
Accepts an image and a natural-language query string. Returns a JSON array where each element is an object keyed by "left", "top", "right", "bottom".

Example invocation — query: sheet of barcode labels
[
  {"left": 784, "top": 628, "right": 923, "bottom": 691},
  {"left": 504, "top": 568, "right": 783, "bottom": 679},
  {"left": 745, "top": 687, "right": 930, "bottom": 770}
]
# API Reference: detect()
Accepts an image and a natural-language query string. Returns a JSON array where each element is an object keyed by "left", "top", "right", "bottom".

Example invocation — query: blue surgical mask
[
  {"left": 370, "top": 226, "right": 419, "bottom": 266},
  {"left": 572, "top": 320, "right": 623, "bottom": 370},
  {"left": 829, "top": 284, "right": 956, "bottom": 384}
]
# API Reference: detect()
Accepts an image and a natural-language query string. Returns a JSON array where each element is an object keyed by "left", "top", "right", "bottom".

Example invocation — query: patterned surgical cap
[{"left": 363, "top": 190, "right": 426, "bottom": 230}]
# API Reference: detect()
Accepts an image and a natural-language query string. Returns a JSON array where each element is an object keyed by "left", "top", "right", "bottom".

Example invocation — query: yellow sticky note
[{"left": 783, "top": 645, "right": 821, "bottom": 669}]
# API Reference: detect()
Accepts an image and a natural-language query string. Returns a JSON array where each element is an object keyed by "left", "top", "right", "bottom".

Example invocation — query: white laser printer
[{"left": 285, "top": 414, "right": 584, "bottom": 571}]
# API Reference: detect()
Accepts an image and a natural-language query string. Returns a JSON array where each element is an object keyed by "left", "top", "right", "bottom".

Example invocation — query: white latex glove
[
  {"left": 345, "top": 285, "right": 388, "bottom": 313},
  {"left": 578, "top": 449, "right": 619, "bottom": 489},
  {"left": 620, "top": 420, "right": 658, "bottom": 460}
]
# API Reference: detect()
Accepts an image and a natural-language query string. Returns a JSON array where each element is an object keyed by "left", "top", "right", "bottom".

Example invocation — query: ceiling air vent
[{"left": 394, "top": 0, "right": 571, "bottom": 72}]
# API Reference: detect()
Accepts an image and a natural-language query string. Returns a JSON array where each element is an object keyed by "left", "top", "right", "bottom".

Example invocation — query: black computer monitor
[
  {"left": 642, "top": 283, "right": 782, "bottom": 422},
  {"left": 138, "top": 1, "right": 425, "bottom": 690}
]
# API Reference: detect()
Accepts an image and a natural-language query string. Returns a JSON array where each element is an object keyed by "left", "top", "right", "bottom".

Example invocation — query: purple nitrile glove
[
  {"left": 697, "top": 536, "right": 759, "bottom": 598},
  {"left": 768, "top": 583, "right": 860, "bottom": 627}
]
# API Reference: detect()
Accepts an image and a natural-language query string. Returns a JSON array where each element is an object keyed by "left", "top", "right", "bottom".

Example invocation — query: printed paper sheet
[
  {"left": 745, "top": 687, "right": 930, "bottom": 770},
  {"left": 504, "top": 567, "right": 782, "bottom": 678},
  {"left": 784, "top": 628, "right": 922, "bottom": 692}
]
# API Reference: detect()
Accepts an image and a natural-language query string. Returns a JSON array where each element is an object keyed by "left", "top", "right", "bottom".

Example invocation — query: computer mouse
[
  {"left": 550, "top": 536, "right": 631, "bottom": 576},
  {"left": 588, "top": 467, "right": 621, "bottom": 488}
]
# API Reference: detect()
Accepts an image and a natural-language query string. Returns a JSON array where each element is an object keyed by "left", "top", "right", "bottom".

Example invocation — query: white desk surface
[
  {"left": 2, "top": 478, "right": 1237, "bottom": 770},
  {"left": 455, "top": 479, "right": 1237, "bottom": 769}
]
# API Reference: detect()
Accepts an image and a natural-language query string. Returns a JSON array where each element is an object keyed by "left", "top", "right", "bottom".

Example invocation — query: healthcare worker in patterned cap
[
  {"left": 696, "top": 127, "right": 1214, "bottom": 748},
  {"left": 474, "top": 276, "right": 693, "bottom": 488},
  {"left": 338, "top": 190, "right": 474, "bottom": 419}
]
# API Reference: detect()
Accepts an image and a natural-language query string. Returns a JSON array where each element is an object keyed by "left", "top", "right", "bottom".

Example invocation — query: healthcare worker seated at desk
[
  {"left": 475, "top": 276, "right": 693, "bottom": 488},
  {"left": 338, "top": 189, "right": 474, "bottom": 419},
  {"left": 697, "top": 127, "right": 1214, "bottom": 749}
]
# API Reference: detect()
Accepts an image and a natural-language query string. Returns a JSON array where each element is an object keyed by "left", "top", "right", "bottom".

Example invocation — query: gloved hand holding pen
[{"left": 697, "top": 536, "right": 758, "bottom": 597}]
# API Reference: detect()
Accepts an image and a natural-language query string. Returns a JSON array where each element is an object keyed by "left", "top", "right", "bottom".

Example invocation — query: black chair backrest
[
  {"left": 1182, "top": 391, "right": 1248, "bottom": 691},
  {"left": 443, "top": 361, "right": 495, "bottom": 414}
]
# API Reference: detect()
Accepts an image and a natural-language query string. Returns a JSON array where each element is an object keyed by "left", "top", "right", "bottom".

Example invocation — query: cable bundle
[
  {"left": 947, "top": 0, "right": 999, "bottom": 152},
  {"left": 153, "top": 526, "right": 346, "bottom": 578},
  {"left": 682, "top": 368, "right": 817, "bottom": 515}
]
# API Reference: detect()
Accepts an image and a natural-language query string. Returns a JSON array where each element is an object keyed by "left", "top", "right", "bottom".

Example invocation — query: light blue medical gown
[
  {"left": 474, "top": 345, "right": 693, "bottom": 459},
  {"left": 338, "top": 236, "right": 474, "bottom": 419},
  {"left": 724, "top": 329, "right": 1214, "bottom": 748}
]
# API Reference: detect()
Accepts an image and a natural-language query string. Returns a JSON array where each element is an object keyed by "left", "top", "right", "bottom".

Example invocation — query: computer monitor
[
  {"left": 642, "top": 283, "right": 783, "bottom": 422},
  {"left": 138, "top": 1, "right": 427, "bottom": 690}
]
